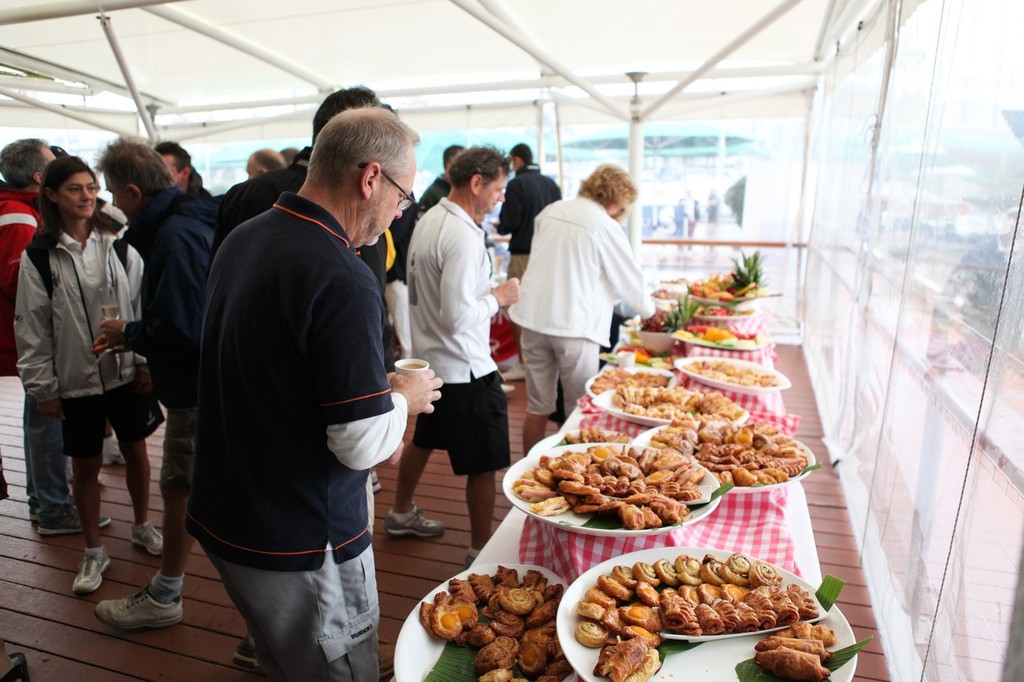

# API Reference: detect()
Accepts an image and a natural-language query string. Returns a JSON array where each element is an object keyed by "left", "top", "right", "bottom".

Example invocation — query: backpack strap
[
  {"left": 26, "top": 247, "right": 54, "bottom": 298},
  {"left": 112, "top": 237, "right": 129, "bottom": 271}
]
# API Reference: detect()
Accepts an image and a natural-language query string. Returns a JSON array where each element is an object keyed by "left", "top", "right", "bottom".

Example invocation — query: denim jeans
[{"left": 23, "top": 393, "right": 70, "bottom": 522}]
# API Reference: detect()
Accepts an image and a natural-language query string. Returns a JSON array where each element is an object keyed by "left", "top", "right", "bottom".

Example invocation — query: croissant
[
  {"left": 777, "top": 622, "right": 837, "bottom": 646},
  {"left": 754, "top": 648, "right": 831, "bottom": 681},
  {"left": 594, "top": 638, "right": 661, "bottom": 682},
  {"left": 755, "top": 636, "right": 832, "bottom": 662}
]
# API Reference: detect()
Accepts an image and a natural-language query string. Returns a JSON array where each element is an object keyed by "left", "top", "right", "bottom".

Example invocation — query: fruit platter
[
  {"left": 672, "top": 325, "right": 771, "bottom": 351},
  {"left": 688, "top": 251, "right": 772, "bottom": 307}
]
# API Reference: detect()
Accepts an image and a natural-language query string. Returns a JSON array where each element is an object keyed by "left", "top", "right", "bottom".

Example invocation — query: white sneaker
[
  {"left": 95, "top": 585, "right": 183, "bottom": 630},
  {"left": 501, "top": 363, "right": 526, "bottom": 381},
  {"left": 103, "top": 436, "right": 125, "bottom": 464},
  {"left": 501, "top": 383, "right": 515, "bottom": 394},
  {"left": 131, "top": 522, "right": 164, "bottom": 556},
  {"left": 73, "top": 550, "right": 110, "bottom": 595}
]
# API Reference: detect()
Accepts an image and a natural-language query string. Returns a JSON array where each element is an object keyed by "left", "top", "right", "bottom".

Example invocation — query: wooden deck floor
[{"left": 0, "top": 344, "right": 889, "bottom": 681}]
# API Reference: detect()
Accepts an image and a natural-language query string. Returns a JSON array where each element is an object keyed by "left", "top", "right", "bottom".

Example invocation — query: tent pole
[
  {"left": 642, "top": 0, "right": 807, "bottom": 119},
  {"left": 98, "top": 14, "right": 157, "bottom": 140},
  {"left": 144, "top": 5, "right": 334, "bottom": 91},
  {"left": 0, "top": 0, "right": 180, "bottom": 25},
  {"left": 552, "top": 100, "right": 565, "bottom": 195},
  {"left": 448, "top": 0, "right": 627, "bottom": 122},
  {"left": 0, "top": 86, "right": 134, "bottom": 135},
  {"left": 627, "top": 116, "right": 645, "bottom": 256}
]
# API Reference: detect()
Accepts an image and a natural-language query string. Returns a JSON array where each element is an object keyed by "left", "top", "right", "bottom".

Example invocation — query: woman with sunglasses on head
[
  {"left": 14, "top": 156, "right": 164, "bottom": 595},
  {"left": 508, "top": 164, "right": 657, "bottom": 454}
]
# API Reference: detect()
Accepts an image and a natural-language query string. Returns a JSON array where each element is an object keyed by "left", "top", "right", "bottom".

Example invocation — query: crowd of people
[{"left": 0, "top": 84, "right": 655, "bottom": 682}]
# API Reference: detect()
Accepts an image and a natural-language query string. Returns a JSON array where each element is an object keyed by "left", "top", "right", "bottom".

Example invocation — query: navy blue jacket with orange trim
[{"left": 188, "top": 192, "right": 391, "bottom": 571}]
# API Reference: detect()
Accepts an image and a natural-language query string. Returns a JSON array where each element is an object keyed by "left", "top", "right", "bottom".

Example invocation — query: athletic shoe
[
  {"left": 38, "top": 505, "right": 111, "bottom": 536},
  {"left": 384, "top": 503, "right": 444, "bottom": 537},
  {"left": 102, "top": 436, "right": 125, "bottom": 465},
  {"left": 501, "top": 363, "right": 526, "bottom": 381},
  {"left": 501, "top": 383, "right": 515, "bottom": 394},
  {"left": 131, "top": 521, "right": 164, "bottom": 556},
  {"left": 73, "top": 551, "right": 110, "bottom": 594},
  {"left": 29, "top": 509, "right": 39, "bottom": 523},
  {"left": 95, "top": 585, "right": 183, "bottom": 629},
  {"left": 370, "top": 469, "right": 382, "bottom": 494},
  {"left": 232, "top": 637, "right": 262, "bottom": 671}
]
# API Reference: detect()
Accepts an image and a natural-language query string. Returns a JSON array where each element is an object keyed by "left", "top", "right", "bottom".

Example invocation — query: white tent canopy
[{"left": 0, "top": 0, "right": 878, "bottom": 142}]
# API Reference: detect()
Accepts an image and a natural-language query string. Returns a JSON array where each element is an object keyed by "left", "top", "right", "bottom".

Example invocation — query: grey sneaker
[
  {"left": 232, "top": 636, "right": 262, "bottom": 671},
  {"left": 73, "top": 551, "right": 110, "bottom": 594},
  {"left": 95, "top": 585, "right": 182, "bottom": 629},
  {"left": 384, "top": 503, "right": 444, "bottom": 537},
  {"left": 102, "top": 436, "right": 126, "bottom": 465},
  {"left": 131, "top": 522, "right": 164, "bottom": 556},
  {"left": 38, "top": 505, "right": 111, "bottom": 536}
]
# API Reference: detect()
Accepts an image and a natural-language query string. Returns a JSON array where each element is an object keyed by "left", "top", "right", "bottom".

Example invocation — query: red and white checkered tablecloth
[
  {"left": 518, "top": 487, "right": 801, "bottom": 583},
  {"left": 675, "top": 374, "right": 788, "bottom": 424},
  {"left": 684, "top": 341, "right": 778, "bottom": 367},
  {"left": 694, "top": 311, "right": 771, "bottom": 337}
]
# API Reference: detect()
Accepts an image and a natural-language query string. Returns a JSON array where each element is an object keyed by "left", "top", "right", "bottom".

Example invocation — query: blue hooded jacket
[{"left": 124, "top": 187, "right": 219, "bottom": 408}]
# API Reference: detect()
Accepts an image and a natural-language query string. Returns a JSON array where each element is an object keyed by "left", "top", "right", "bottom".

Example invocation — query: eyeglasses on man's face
[{"left": 359, "top": 162, "right": 414, "bottom": 211}]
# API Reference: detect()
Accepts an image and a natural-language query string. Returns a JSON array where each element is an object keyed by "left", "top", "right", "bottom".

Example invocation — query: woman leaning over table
[
  {"left": 14, "top": 156, "right": 164, "bottom": 596},
  {"left": 509, "top": 163, "right": 656, "bottom": 454}
]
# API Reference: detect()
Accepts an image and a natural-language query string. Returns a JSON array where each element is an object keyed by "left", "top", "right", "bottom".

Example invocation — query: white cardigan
[{"left": 509, "top": 197, "right": 655, "bottom": 346}]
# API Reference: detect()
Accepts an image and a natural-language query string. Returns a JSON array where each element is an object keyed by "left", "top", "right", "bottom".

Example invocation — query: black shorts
[
  {"left": 412, "top": 371, "right": 510, "bottom": 475},
  {"left": 61, "top": 383, "right": 165, "bottom": 459}
]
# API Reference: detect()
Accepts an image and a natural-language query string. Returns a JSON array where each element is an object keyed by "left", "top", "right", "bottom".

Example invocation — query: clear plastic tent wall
[{"left": 804, "top": 0, "right": 1024, "bottom": 679}]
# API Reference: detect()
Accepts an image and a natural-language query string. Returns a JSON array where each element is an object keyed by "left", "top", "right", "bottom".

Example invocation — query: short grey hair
[
  {"left": 0, "top": 138, "right": 49, "bottom": 188},
  {"left": 96, "top": 137, "right": 174, "bottom": 196},
  {"left": 306, "top": 107, "right": 419, "bottom": 188}
]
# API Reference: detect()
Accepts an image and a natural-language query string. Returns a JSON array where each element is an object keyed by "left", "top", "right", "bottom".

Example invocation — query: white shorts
[{"left": 520, "top": 328, "right": 599, "bottom": 416}]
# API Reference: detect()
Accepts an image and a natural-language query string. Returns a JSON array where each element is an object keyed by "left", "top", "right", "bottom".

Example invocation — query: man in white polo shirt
[{"left": 387, "top": 146, "right": 520, "bottom": 568}]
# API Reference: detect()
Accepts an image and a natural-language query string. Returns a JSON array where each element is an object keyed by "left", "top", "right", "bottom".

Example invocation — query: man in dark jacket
[
  {"left": 211, "top": 86, "right": 397, "bottom": 369},
  {"left": 416, "top": 144, "right": 463, "bottom": 214},
  {"left": 92, "top": 137, "right": 218, "bottom": 631},
  {"left": 496, "top": 143, "right": 561, "bottom": 380}
]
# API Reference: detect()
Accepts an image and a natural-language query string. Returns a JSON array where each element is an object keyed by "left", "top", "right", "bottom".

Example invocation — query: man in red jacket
[{"left": 0, "top": 139, "right": 87, "bottom": 535}]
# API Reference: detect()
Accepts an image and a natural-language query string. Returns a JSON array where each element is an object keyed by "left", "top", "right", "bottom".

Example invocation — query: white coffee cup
[
  {"left": 616, "top": 351, "right": 637, "bottom": 368},
  {"left": 395, "top": 359, "right": 430, "bottom": 375}
]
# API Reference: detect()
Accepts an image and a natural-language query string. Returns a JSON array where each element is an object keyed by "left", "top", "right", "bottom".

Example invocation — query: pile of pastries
[
  {"left": 753, "top": 622, "right": 838, "bottom": 681},
  {"left": 647, "top": 417, "right": 809, "bottom": 487},
  {"left": 418, "top": 565, "right": 571, "bottom": 681},
  {"left": 573, "top": 553, "right": 821, "bottom": 681},
  {"left": 560, "top": 428, "right": 631, "bottom": 445},
  {"left": 683, "top": 359, "right": 783, "bottom": 388},
  {"left": 512, "top": 444, "right": 708, "bottom": 529},
  {"left": 612, "top": 385, "right": 747, "bottom": 422},
  {"left": 589, "top": 367, "right": 672, "bottom": 396}
]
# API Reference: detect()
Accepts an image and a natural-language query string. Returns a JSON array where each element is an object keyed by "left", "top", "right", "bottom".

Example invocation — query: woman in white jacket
[
  {"left": 509, "top": 164, "right": 656, "bottom": 453},
  {"left": 15, "top": 156, "right": 164, "bottom": 595}
]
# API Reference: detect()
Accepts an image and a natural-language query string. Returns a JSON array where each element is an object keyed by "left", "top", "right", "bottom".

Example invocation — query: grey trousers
[{"left": 206, "top": 543, "right": 380, "bottom": 682}]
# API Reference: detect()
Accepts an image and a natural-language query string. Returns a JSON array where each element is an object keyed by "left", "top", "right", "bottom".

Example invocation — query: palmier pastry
[
  {"left": 674, "top": 554, "right": 704, "bottom": 585},
  {"left": 634, "top": 580, "right": 661, "bottom": 607},
  {"left": 699, "top": 556, "right": 728, "bottom": 586},
  {"left": 749, "top": 560, "right": 783, "bottom": 588},
  {"left": 726, "top": 553, "right": 753, "bottom": 583},
  {"left": 777, "top": 622, "right": 837, "bottom": 646},
  {"left": 466, "top": 622, "right": 497, "bottom": 647},
  {"left": 517, "top": 639, "right": 550, "bottom": 676},
  {"left": 474, "top": 636, "right": 518, "bottom": 674},
  {"left": 619, "top": 603, "right": 662, "bottom": 631},
  {"left": 653, "top": 558, "right": 681, "bottom": 586},
  {"left": 754, "top": 648, "right": 831, "bottom": 681},
  {"left": 631, "top": 561, "right": 661, "bottom": 587},
  {"left": 498, "top": 587, "right": 536, "bottom": 615},
  {"left": 477, "top": 668, "right": 514, "bottom": 682},
  {"left": 597, "top": 574, "right": 633, "bottom": 601},
  {"left": 786, "top": 584, "right": 820, "bottom": 620},
  {"left": 610, "top": 565, "right": 638, "bottom": 589},
  {"left": 488, "top": 610, "right": 525, "bottom": 639},
  {"left": 574, "top": 621, "right": 609, "bottom": 648},
  {"left": 577, "top": 600, "right": 606, "bottom": 620}
]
